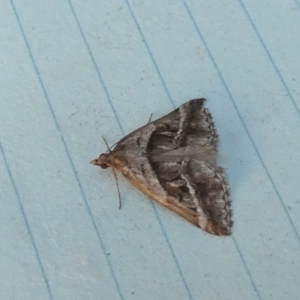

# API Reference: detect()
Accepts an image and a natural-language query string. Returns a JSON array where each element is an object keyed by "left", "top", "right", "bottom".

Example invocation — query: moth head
[{"left": 90, "top": 154, "right": 111, "bottom": 169}]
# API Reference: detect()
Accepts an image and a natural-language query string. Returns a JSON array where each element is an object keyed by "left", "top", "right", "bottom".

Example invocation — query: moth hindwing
[{"left": 91, "top": 98, "right": 232, "bottom": 236}]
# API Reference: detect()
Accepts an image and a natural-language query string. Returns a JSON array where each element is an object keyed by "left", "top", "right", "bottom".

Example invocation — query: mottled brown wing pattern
[
  {"left": 184, "top": 160, "right": 232, "bottom": 235},
  {"left": 146, "top": 99, "right": 232, "bottom": 235},
  {"left": 147, "top": 98, "right": 218, "bottom": 154},
  {"left": 153, "top": 159, "right": 231, "bottom": 235}
]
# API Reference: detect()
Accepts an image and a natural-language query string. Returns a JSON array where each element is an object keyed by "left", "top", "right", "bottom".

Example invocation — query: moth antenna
[
  {"left": 147, "top": 113, "right": 153, "bottom": 124},
  {"left": 102, "top": 136, "right": 113, "bottom": 153},
  {"left": 101, "top": 136, "right": 122, "bottom": 209},
  {"left": 111, "top": 166, "right": 122, "bottom": 209}
]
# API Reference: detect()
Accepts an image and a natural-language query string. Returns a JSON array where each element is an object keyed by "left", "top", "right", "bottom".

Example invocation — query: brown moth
[{"left": 91, "top": 99, "right": 232, "bottom": 236}]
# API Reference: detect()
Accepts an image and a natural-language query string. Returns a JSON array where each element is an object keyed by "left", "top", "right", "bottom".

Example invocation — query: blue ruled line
[
  {"left": 232, "top": 236, "right": 261, "bottom": 300},
  {"left": 123, "top": 0, "right": 176, "bottom": 109},
  {"left": 183, "top": 1, "right": 300, "bottom": 245},
  {"left": 67, "top": 0, "right": 124, "bottom": 136},
  {"left": 0, "top": 141, "right": 54, "bottom": 300},
  {"left": 238, "top": 0, "right": 300, "bottom": 118},
  {"left": 150, "top": 203, "right": 194, "bottom": 300},
  {"left": 9, "top": 1, "right": 125, "bottom": 299},
  {"left": 67, "top": 1, "right": 193, "bottom": 299}
]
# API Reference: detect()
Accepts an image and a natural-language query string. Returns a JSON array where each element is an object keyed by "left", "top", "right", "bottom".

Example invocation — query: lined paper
[{"left": 1, "top": 1, "right": 300, "bottom": 299}]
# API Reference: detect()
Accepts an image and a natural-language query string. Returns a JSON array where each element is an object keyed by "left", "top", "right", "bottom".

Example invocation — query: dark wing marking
[
  {"left": 149, "top": 157, "right": 232, "bottom": 235},
  {"left": 147, "top": 99, "right": 218, "bottom": 156}
]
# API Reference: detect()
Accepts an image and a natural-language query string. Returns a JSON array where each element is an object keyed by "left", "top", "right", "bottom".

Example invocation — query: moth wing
[
  {"left": 147, "top": 98, "right": 218, "bottom": 155},
  {"left": 113, "top": 98, "right": 218, "bottom": 156},
  {"left": 148, "top": 156, "right": 232, "bottom": 236}
]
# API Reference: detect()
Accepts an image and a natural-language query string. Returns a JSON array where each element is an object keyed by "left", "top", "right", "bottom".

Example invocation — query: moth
[{"left": 91, "top": 99, "right": 232, "bottom": 236}]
